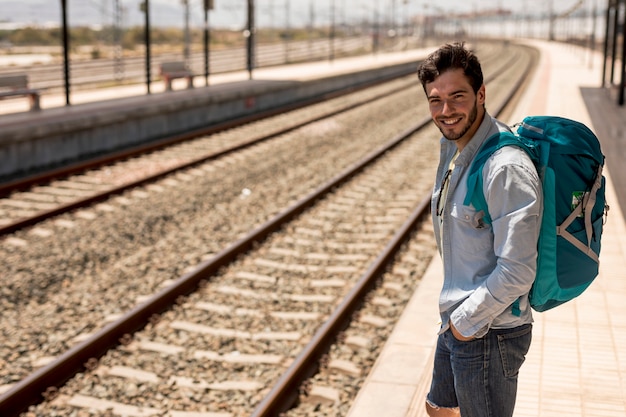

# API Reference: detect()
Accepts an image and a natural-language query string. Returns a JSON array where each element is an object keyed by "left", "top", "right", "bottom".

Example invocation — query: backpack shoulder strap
[
  {"left": 465, "top": 130, "right": 538, "bottom": 318},
  {"left": 464, "top": 131, "right": 528, "bottom": 224}
]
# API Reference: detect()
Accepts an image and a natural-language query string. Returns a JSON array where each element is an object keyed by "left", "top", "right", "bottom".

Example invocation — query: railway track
[
  {"left": 0, "top": 73, "right": 424, "bottom": 236},
  {"left": 0, "top": 43, "right": 511, "bottom": 237},
  {"left": 0, "top": 41, "right": 537, "bottom": 416}
]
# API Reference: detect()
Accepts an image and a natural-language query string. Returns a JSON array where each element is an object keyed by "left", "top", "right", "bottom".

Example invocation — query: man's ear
[{"left": 477, "top": 84, "right": 486, "bottom": 105}]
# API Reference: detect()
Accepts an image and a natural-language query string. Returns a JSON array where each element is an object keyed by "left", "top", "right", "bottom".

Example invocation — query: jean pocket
[{"left": 497, "top": 325, "right": 532, "bottom": 378}]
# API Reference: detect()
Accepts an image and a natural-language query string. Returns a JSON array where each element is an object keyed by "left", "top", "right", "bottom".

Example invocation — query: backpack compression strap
[{"left": 556, "top": 163, "right": 603, "bottom": 262}]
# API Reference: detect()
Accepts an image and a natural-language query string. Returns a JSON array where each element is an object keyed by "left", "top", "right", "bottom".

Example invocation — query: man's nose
[{"left": 441, "top": 99, "right": 455, "bottom": 114}]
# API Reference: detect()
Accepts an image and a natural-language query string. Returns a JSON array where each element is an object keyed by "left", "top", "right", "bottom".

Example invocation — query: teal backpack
[{"left": 464, "top": 116, "right": 608, "bottom": 312}]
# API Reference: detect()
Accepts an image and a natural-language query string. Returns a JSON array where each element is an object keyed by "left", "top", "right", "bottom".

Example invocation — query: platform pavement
[
  {"left": 346, "top": 39, "right": 626, "bottom": 417},
  {"left": 0, "top": 48, "right": 432, "bottom": 116}
]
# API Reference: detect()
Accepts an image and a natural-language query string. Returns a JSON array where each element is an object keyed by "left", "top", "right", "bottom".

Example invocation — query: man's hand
[{"left": 450, "top": 322, "right": 475, "bottom": 341}]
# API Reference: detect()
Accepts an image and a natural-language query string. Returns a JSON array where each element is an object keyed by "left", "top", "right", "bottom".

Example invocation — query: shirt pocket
[{"left": 450, "top": 203, "right": 492, "bottom": 252}]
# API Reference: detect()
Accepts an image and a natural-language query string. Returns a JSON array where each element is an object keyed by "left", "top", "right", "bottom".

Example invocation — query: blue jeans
[{"left": 426, "top": 324, "right": 532, "bottom": 417}]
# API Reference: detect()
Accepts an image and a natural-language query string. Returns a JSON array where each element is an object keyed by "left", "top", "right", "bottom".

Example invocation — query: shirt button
[{"left": 465, "top": 215, "right": 469, "bottom": 220}]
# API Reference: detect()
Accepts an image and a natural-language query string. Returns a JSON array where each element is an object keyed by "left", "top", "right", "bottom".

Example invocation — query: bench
[
  {"left": 159, "top": 61, "right": 194, "bottom": 91},
  {"left": 0, "top": 74, "right": 41, "bottom": 111}
]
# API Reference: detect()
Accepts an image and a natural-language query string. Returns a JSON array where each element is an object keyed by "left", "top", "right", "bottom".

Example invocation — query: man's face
[{"left": 425, "top": 68, "right": 485, "bottom": 150}]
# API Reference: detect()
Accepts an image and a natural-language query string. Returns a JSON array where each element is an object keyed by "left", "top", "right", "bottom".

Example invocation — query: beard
[{"left": 437, "top": 100, "right": 478, "bottom": 141}]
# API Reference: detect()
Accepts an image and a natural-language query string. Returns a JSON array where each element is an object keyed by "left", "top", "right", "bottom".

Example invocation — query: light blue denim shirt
[{"left": 431, "top": 113, "right": 543, "bottom": 339}]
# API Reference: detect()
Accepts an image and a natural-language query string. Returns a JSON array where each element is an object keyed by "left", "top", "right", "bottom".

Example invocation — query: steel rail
[
  {"left": 0, "top": 67, "right": 419, "bottom": 237},
  {"left": 0, "top": 43, "right": 538, "bottom": 417},
  {"left": 248, "top": 44, "right": 539, "bottom": 417},
  {"left": 251, "top": 194, "right": 431, "bottom": 417},
  {"left": 0, "top": 63, "right": 417, "bottom": 197},
  {"left": 0, "top": 41, "right": 525, "bottom": 202},
  {"left": 0, "top": 41, "right": 516, "bottom": 200},
  {"left": 0, "top": 112, "right": 431, "bottom": 417}
]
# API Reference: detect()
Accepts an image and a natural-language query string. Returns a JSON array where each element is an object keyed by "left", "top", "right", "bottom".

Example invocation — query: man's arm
[{"left": 450, "top": 152, "right": 542, "bottom": 338}]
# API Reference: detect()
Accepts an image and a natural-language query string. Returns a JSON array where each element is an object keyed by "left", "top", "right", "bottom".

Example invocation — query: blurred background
[{"left": 0, "top": 1, "right": 610, "bottom": 93}]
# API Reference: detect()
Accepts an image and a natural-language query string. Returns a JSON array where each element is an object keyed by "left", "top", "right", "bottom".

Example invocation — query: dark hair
[{"left": 417, "top": 42, "right": 483, "bottom": 94}]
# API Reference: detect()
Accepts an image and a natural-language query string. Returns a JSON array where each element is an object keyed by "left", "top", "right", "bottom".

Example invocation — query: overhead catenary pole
[
  {"left": 141, "top": 0, "right": 152, "bottom": 94},
  {"left": 284, "top": 0, "right": 290, "bottom": 63},
  {"left": 204, "top": 0, "right": 213, "bottom": 86},
  {"left": 308, "top": 0, "right": 314, "bottom": 55},
  {"left": 610, "top": 0, "right": 619, "bottom": 84},
  {"left": 182, "top": 0, "right": 190, "bottom": 65},
  {"left": 617, "top": 2, "right": 626, "bottom": 106},
  {"left": 329, "top": 0, "right": 335, "bottom": 62},
  {"left": 391, "top": 0, "right": 396, "bottom": 42},
  {"left": 247, "top": 0, "right": 255, "bottom": 79},
  {"left": 373, "top": 0, "right": 379, "bottom": 54},
  {"left": 60, "top": 0, "right": 70, "bottom": 106},
  {"left": 113, "top": 0, "right": 124, "bottom": 81},
  {"left": 548, "top": 0, "right": 555, "bottom": 40},
  {"left": 589, "top": 0, "right": 597, "bottom": 68},
  {"left": 601, "top": 0, "right": 613, "bottom": 86}
]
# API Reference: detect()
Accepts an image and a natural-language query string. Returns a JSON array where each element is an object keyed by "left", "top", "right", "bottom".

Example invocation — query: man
[{"left": 417, "top": 42, "right": 542, "bottom": 417}]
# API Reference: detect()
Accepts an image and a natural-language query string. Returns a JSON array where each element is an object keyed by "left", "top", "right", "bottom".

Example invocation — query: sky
[{"left": 0, "top": 0, "right": 599, "bottom": 30}]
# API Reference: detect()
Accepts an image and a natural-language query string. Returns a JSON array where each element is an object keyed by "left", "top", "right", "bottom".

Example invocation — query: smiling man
[{"left": 416, "top": 43, "right": 543, "bottom": 417}]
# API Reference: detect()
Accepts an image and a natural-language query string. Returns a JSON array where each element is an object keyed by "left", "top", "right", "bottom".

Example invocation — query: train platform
[
  {"left": 0, "top": 48, "right": 430, "bottom": 116},
  {"left": 3, "top": 39, "right": 624, "bottom": 416},
  {"left": 346, "top": 39, "right": 626, "bottom": 417},
  {"left": 0, "top": 48, "right": 429, "bottom": 180}
]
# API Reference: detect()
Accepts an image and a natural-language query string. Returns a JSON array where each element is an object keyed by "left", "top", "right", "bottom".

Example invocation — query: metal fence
[{"left": 0, "top": 0, "right": 615, "bottom": 105}]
